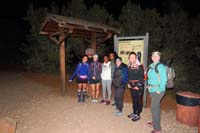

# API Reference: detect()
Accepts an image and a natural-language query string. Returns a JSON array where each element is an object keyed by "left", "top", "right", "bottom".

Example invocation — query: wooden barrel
[
  {"left": 199, "top": 109, "right": 200, "bottom": 133},
  {"left": 176, "top": 91, "right": 200, "bottom": 127},
  {"left": 0, "top": 117, "right": 16, "bottom": 133}
]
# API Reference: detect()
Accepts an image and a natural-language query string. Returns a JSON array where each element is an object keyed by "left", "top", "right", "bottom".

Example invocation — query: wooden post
[
  {"left": 60, "top": 33, "right": 66, "bottom": 96},
  {"left": 91, "top": 32, "right": 97, "bottom": 53},
  {"left": 143, "top": 32, "right": 149, "bottom": 108}
]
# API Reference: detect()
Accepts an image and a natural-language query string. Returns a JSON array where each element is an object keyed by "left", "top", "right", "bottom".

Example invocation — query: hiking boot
[
  {"left": 106, "top": 101, "right": 110, "bottom": 105},
  {"left": 127, "top": 113, "right": 136, "bottom": 118},
  {"left": 77, "top": 91, "right": 81, "bottom": 103},
  {"left": 132, "top": 114, "right": 140, "bottom": 121},
  {"left": 82, "top": 90, "right": 87, "bottom": 103}
]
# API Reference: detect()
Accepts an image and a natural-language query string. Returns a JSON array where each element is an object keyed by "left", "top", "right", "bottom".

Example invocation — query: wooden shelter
[{"left": 40, "top": 14, "right": 120, "bottom": 96}]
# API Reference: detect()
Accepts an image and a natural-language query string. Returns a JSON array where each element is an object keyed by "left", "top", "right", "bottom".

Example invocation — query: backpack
[{"left": 147, "top": 63, "right": 175, "bottom": 89}]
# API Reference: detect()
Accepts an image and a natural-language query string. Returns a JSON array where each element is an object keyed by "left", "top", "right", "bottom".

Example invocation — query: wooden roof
[{"left": 40, "top": 14, "right": 120, "bottom": 40}]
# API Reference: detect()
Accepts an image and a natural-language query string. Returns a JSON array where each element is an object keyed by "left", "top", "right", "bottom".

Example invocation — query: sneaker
[
  {"left": 131, "top": 114, "right": 140, "bottom": 121},
  {"left": 106, "top": 101, "right": 110, "bottom": 105},
  {"left": 111, "top": 103, "right": 116, "bottom": 106},
  {"left": 127, "top": 113, "right": 136, "bottom": 118},
  {"left": 93, "top": 99, "right": 98, "bottom": 103},
  {"left": 100, "top": 100, "right": 106, "bottom": 104},
  {"left": 92, "top": 99, "right": 95, "bottom": 103},
  {"left": 114, "top": 110, "right": 122, "bottom": 116},
  {"left": 146, "top": 122, "right": 153, "bottom": 127}
]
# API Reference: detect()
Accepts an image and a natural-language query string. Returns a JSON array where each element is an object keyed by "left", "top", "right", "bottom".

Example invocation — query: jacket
[
  {"left": 147, "top": 62, "right": 167, "bottom": 93},
  {"left": 101, "top": 61, "right": 112, "bottom": 80},
  {"left": 128, "top": 64, "right": 144, "bottom": 87},
  {"left": 69, "top": 62, "right": 90, "bottom": 80},
  {"left": 90, "top": 61, "right": 102, "bottom": 80},
  {"left": 112, "top": 63, "right": 128, "bottom": 88}
]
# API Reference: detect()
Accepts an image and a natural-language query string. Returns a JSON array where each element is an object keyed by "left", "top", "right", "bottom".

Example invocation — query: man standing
[
  {"left": 109, "top": 52, "right": 116, "bottom": 106},
  {"left": 85, "top": 48, "right": 94, "bottom": 99},
  {"left": 112, "top": 57, "right": 128, "bottom": 116}
]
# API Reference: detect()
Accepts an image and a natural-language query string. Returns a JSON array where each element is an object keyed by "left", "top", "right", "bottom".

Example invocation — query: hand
[
  {"left": 68, "top": 80, "right": 72, "bottom": 83},
  {"left": 133, "top": 86, "right": 139, "bottom": 90},
  {"left": 156, "top": 91, "right": 161, "bottom": 94},
  {"left": 92, "top": 76, "right": 96, "bottom": 80},
  {"left": 147, "top": 85, "right": 151, "bottom": 91},
  {"left": 127, "top": 84, "right": 131, "bottom": 88}
]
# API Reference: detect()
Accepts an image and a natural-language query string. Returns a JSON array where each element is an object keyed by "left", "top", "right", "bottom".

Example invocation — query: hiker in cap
[
  {"left": 89, "top": 54, "right": 102, "bottom": 103},
  {"left": 112, "top": 57, "right": 128, "bottom": 116},
  {"left": 127, "top": 52, "right": 144, "bottom": 121},
  {"left": 69, "top": 55, "right": 90, "bottom": 103},
  {"left": 146, "top": 51, "right": 167, "bottom": 133}
]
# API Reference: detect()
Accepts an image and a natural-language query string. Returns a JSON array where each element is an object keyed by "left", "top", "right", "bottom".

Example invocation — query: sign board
[
  {"left": 114, "top": 33, "right": 149, "bottom": 68},
  {"left": 118, "top": 40, "right": 144, "bottom": 65}
]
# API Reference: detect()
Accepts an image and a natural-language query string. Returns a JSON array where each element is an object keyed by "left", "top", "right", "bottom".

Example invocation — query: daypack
[{"left": 147, "top": 63, "right": 175, "bottom": 89}]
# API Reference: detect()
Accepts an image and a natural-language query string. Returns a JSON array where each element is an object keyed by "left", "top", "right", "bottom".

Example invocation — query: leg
[
  {"left": 95, "top": 83, "right": 100, "bottom": 100},
  {"left": 102, "top": 80, "right": 107, "bottom": 100},
  {"left": 130, "top": 88, "right": 135, "bottom": 114},
  {"left": 86, "top": 83, "right": 90, "bottom": 98},
  {"left": 114, "top": 87, "right": 119, "bottom": 109},
  {"left": 131, "top": 90, "right": 142, "bottom": 121},
  {"left": 77, "top": 83, "right": 82, "bottom": 103},
  {"left": 82, "top": 83, "right": 87, "bottom": 102},
  {"left": 106, "top": 80, "right": 112, "bottom": 101},
  {"left": 91, "top": 84, "right": 95, "bottom": 100},
  {"left": 117, "top": 86, "right": 125, "bottom": 112},
  {"left": 150, "top": 92, "right": 165, "bottom": 131},
  {"left": 135, "top": 90, "right": 140, "bottom": 115},
  {"left": 138, "top": 89, "right": 143, "bottom": 114}
]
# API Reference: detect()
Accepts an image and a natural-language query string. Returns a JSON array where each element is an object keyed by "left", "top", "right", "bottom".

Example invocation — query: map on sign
[{"left": 118, "top": 40, "right": 144, "bottom": 65}]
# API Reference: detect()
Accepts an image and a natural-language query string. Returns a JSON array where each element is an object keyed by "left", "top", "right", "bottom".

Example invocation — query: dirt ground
[{"left": 0, "top": 71, "right": 198, "bottom": 133}]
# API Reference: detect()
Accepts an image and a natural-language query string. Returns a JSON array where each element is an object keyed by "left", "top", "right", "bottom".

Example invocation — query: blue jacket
[
  {"left": 112, "top": 63, "right": 128, "bottom": 87},
  {"left": 147, "top": 62, "right": 167, "bottom": 93},
  {"left": 69, "top": 62, "right": 90, "bottom": 80}
]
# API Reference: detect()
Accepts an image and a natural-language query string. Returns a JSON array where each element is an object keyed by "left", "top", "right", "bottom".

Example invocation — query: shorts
[
  {"left": 90, "top": 79, "right": 101, "bottom": 84},
  {"left": 77, "top": 78, "right": 88, "bottom": 83}
]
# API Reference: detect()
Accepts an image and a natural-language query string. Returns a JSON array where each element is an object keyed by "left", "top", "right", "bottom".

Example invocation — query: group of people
[
  {"left": 69, "top": 52, "right": 116, "bottom": 105},
  {"left": 69, "top": 51, "right": 167, "bottom": 133}
]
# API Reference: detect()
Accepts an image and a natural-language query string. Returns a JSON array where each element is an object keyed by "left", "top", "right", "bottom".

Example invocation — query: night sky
[{"left": 0, "top": 0, "right": 199, "bottom": 66}]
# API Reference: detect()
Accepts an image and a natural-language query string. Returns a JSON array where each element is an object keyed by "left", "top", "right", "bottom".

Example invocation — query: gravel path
[{"left": 0, "top": 72, "right": 198, "bottom": 133}]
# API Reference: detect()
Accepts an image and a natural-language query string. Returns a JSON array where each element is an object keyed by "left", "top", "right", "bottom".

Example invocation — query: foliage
[
  {"left": 22, "top": 0, "right": 113, "bottom": 72},
  {"left": 119, "top": 1, "right": 200, "bottom": 93}
]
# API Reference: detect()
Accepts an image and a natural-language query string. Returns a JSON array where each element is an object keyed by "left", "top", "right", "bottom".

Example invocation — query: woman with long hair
[{"left": 127, "top": 52, "right": 144, "bottom": 121}]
